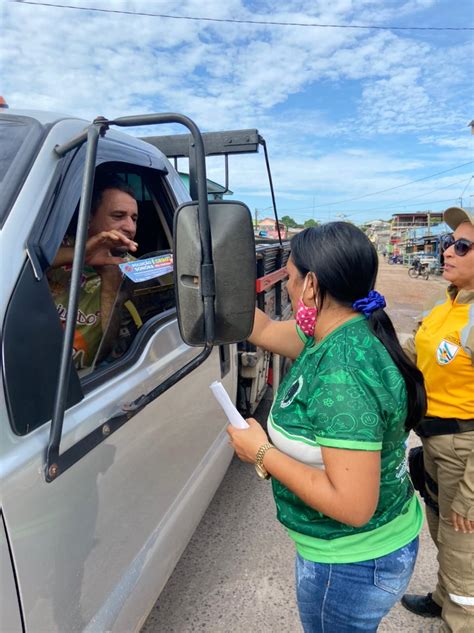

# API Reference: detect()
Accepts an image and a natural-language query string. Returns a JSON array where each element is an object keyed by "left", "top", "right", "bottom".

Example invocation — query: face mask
[{"left": 295, "top": 275, "right": 318, "bottom": 337}]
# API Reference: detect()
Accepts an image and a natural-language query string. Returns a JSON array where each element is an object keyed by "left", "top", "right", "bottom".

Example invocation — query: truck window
[
  {"left": 47, "top": 166, "right": 176, "bottom": 379},
  {"left": 4, "top": 162, "right": 178, "bottom": 436},
  {"left": 0, "top": 115, "right": 44, "bottom": 226}
]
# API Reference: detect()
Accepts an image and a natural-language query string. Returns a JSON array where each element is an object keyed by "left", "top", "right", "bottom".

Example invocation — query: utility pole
[{"left": 254, "top": 207, "right": 258, "bottom": 230}]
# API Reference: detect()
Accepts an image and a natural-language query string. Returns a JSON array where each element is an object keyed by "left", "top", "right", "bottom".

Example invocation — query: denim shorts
[{"left": 295, "top": 537, "right": 419, "bottom": 633}]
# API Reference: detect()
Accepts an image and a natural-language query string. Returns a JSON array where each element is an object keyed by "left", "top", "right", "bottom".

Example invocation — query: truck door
[
  {"left": 1, "top": 139, "right": 235, "bottom": 632},
  {"left": 0, "top": 513, "right": 23, "bottom": 632}
]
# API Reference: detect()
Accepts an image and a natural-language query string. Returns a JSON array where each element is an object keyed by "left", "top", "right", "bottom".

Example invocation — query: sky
[{"left": 1, "top": 0, "right": 473, "bottom": 225}]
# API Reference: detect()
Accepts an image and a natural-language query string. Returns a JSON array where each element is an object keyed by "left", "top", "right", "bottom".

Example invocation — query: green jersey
[{"left": 269, "top": 315, "right": 423, "bottom": 563}]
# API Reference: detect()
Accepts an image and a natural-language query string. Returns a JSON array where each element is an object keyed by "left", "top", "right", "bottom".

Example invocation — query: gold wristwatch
[{"left": 255, "top": 442, "right": 275, "bottom": 480}]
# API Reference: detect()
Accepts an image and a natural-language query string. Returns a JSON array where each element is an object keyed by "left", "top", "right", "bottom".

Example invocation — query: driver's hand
[{"left": 84, "top": 230, "right": 138, "bottom": 266}]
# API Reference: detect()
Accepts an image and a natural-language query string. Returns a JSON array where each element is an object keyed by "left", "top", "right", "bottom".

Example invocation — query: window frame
[
  {"left": 41, "top": 159, "right": 181, "bottom": 392},
  {"left": 5, "top": 138, "right": 180, "bottom": 434}
]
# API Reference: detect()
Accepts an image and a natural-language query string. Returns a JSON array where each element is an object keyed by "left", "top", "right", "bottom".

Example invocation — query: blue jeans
[{"left": 295, "top": 537, "right": 419, "bottom": 633}]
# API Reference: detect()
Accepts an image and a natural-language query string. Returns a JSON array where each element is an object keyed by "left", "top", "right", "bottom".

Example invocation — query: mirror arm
[
  {"left": 260, "top": 137, "right": 282, "bottom": 246},
  {"left": 46, "top": 122, "right": 101, "bottom": 482}
]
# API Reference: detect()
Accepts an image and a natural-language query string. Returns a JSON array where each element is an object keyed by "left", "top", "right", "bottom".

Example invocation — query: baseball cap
[{"left": 443, "top": 206, "right": 474, "bottom": 230}]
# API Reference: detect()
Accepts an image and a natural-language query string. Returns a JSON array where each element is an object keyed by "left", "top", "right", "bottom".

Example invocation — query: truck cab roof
[
  {"left": 1, "top": 107, "right": 78, "bottom": 125},
  {"left": 0, "top": 108, "right": 174, "bottom": 228}
]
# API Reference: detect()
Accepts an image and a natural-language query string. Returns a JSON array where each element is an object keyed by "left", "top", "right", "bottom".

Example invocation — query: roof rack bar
[{"left": 141, "top": 129, "right": 261, "bottom": 158}]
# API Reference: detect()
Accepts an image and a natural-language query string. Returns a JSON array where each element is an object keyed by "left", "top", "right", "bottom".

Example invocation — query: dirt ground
[{"left": 376, "top": 258, "right": 448, "bottom": 336}]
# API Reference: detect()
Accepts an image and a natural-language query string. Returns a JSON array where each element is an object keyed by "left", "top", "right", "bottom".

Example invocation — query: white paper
[{"left": 210, "top": 381, "right": 249, "bottom": 429}]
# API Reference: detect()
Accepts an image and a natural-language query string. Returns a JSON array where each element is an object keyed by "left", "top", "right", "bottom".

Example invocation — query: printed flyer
[{"left": 119, "top": 254, "right": 173, "bottom": 283}]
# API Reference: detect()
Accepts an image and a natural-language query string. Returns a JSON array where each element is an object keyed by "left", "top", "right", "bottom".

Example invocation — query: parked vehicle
[
  {"left": 388, "top": 254, "right": 403, "bottom": 264},
  {"left": 0, "top": 107, "right": 290, "bottom": 632},
  {"left": 408, "top": 258, "right": 430, "bottom": 280}
]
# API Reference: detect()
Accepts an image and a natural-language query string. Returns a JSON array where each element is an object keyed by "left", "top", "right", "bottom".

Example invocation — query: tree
[
  {"left": 303, "top": 219, "right": 319, "bottom": 228},
  {"left": 280, "top": 215, "right": 298, "bottom": 228}
]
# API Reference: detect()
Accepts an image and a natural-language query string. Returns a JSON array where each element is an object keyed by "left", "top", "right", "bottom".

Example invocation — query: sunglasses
[{"left": 441, "top": 234, "right": 474, "bottom": 257}]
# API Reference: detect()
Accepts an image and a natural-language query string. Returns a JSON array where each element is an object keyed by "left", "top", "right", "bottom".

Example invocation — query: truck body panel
[
  {"left": 0, "top": 513, "right": 23, "bottom": 632},
  {"left": 0, "top": 109, "right": 289, "bottom": 631}
]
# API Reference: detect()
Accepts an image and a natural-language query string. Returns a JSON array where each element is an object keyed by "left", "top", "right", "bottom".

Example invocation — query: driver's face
[{"left": 88, "top": 188, "right": 138, "bottom": 240}]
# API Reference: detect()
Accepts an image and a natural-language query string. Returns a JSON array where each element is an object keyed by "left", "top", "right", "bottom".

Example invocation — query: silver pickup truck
[{"left": 0, "top": 107, "right": 290, "bottom": 632}]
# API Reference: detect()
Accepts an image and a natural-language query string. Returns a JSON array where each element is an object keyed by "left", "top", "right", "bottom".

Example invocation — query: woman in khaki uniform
[{"left": 402, "top": 206, "right": 474, "bottom": 633}]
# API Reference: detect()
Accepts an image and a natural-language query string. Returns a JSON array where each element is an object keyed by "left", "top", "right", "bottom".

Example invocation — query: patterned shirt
[
  {"left": 269, "top": 316, "right": 423, "bottom": 563},
  {"left": 48, "top": 264, "right": 103, "bottom": 370}
]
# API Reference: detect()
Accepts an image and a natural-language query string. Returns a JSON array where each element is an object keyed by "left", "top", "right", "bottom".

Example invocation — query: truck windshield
[{"left": 0, "top": 115, "right": 45, "bottom": 227}]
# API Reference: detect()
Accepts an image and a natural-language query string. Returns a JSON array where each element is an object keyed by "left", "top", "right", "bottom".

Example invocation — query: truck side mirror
[{"left": 174, "top": 200, "right": 256, "bottom": 346}]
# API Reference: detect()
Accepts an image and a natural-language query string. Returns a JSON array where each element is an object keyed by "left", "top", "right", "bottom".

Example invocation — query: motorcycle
[{"left": 408, "top": 258, "right": 430, "bottom": 280}]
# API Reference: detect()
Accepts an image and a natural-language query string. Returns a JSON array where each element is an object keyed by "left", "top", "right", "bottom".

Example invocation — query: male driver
[{"left": 48, "top": 174, "right": 138, "bottom": 370}]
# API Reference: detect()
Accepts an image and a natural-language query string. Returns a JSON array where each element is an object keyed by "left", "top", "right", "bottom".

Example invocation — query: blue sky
[{"left": 1, "top": 0, "right": 473, "bottom": 224}]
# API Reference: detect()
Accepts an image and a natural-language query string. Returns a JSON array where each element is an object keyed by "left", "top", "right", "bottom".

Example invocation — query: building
[
  {"left": 389, "top": 212, "right": 443, "bottom": 254},
  {"left": 178, "top": 173, "right": 233, "bottom": 201},
  {"left": 364, "top": 220, "right": 391, "bottom": 253},
  {"left": 256, "top": 217, "right": 287, "bottom": 239}
]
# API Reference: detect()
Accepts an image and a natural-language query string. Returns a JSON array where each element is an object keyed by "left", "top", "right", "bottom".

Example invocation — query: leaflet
[
  {"left": 210, "top": 381, "right": 249, "bottom": 429},
  {"left": 119, "top": 254, "right": 173, "bottom": 283}
]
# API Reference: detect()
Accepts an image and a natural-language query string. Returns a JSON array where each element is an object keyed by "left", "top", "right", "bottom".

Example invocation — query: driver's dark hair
[
  {"left": 91, "top": 173, "right": 136, "bottom": 215},
  {"left": 291, "top": 222, "right": 426, "bottom": 431}
]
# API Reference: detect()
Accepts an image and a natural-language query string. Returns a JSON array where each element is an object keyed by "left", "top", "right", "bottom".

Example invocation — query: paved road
[{"left": 142, "top": 261, "right": 447, "bottom": 633}]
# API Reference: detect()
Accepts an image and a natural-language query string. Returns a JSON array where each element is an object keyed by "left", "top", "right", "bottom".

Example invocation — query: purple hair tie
[{"left": 352, "top": 290, "right": 386, "bottom": 317}]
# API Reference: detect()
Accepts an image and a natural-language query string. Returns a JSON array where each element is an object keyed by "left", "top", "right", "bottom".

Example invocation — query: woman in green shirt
[{"left": 228, "top": 222, "right": 426, "bottom": 632}]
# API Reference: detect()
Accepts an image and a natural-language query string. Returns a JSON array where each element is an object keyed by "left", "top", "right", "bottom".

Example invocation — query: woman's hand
[
  {"left": 451, "top": 509, "right": 474, "bottom": 534},
  {"left": 227, "top": 418, "right": 269, "bottom": 463}
]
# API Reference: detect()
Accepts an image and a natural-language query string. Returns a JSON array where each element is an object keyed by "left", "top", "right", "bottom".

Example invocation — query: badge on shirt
[
  {"left": 280, "top": 375, "right": 303, "bottom": 408},
  {"left": 436, "top": 339, "right": 459, "bottom": 366}
]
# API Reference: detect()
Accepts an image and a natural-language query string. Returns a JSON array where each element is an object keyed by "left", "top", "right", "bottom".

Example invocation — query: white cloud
[
  {"left": 1, "top": 0, "right": 471, "bottom": 222},
  {"left": 2, "top": 0, "right": 461, "bottom": 127}
]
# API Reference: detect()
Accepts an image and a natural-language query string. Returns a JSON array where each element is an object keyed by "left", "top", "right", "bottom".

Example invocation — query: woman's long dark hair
[{"left": 291, "top": 222, "right": 426, "bottom": 431}]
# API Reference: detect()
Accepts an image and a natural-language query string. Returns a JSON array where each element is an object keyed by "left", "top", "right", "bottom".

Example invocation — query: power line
[
  {"left": 268, "top": 163, "right": 474, "bottom": 216},
  {"left": 346, "top": 174, "right": 473, "bottom": 215},
  {"left": 459, "top": 174, "right": 473, "bottom": 200},
  {"left": 347, "top": 196, "right": 467, "bottom": 219},
  {"left": 390, "top": 175, "right": 472, "bottom": 205},
  {"left": 306, "top": 161, "right": 474, "bottom": 208},
  {"left": 288, "top": 176, "right": 471, "bottom": 216},
  {"left": 10, "top": 1, "right": 474, "bottom": 31},
  {"left": 282, "top": 197, "right": 459, "bottom": 225}
]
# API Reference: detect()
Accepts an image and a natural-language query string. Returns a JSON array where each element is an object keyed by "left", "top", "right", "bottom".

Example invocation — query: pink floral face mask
[{"left": 295, "top": 275, "right": 318, "bottom": 337}]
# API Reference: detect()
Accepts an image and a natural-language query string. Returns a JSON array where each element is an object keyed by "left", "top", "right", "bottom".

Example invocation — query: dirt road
[
  {"left": 376, "top": 258, "right": 447, "bottom": 335},
  {"left": 142, "top": 261, "right": 449, "bottom": 633}
]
